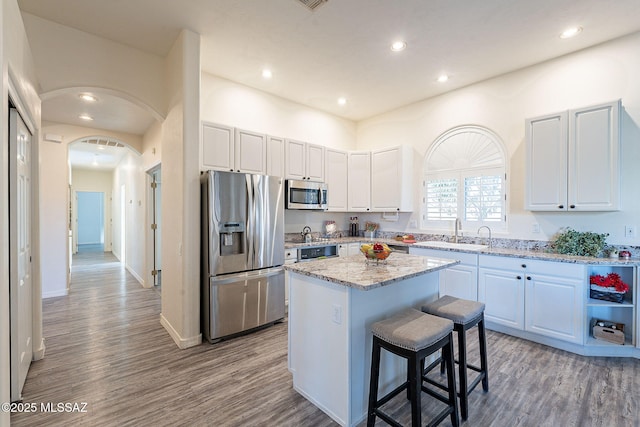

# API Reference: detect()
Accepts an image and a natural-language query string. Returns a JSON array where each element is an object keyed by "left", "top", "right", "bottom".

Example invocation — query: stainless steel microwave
[{"left": 285, "top": 180, "right": 327, "bottom": 210}]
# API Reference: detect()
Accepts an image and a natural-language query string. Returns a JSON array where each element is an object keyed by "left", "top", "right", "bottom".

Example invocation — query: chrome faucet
[
  {"left": 477, "top": 225, "right": 492, "bottom": 249},
  {"left": 454, "top": 218, "right": 462, "bottom": 243}
]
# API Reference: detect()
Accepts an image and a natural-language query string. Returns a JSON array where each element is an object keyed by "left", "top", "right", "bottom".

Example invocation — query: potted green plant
[{"left": 550, "top": 228, "right": 608, "bottom": 257}]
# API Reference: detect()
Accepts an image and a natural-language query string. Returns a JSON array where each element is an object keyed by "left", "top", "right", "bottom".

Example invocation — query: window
[{"left": 423, "top": 126, "right": 506, "bottom": 230}]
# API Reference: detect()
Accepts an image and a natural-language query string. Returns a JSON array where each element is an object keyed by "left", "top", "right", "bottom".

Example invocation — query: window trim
[{"left": 421, "top": 125, "right": 508, "bottom": 232}]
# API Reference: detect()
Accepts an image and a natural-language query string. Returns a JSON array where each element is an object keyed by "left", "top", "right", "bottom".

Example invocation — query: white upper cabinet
[
  {"left": 285, "top": 139, "right": 325, "bottom": 181},
  {"left": 525, "top": 112, "right": 567, "bottom": 211},
  {"left": 325, "top": 148, "right": 348, "bottom": 211},
  {"left": 347, "top": 151, "right": 371, "bottom": 211},
  {"left": 370, "top": 145, "right": 413, "bottom": 212},
  {"left": 306, "top": 143, "right": 325, "bottom": 181},
  {"left": 202, "top": 122, "right": 266, "bottom": 174},
  {"left": 234, "top": 128, "right": 266, "bottom": 174},
  {"left": 202, "top": 122, "right": 234, "bottom": 171},
  {"left": 568, "top": 101, "right": 620, "bottom": 211},
  {"left": 525, "top": 100, "right": 620, "bottom": 211},
  {"left": 266, "top": 135, "right": 285, "bottom": 177}
]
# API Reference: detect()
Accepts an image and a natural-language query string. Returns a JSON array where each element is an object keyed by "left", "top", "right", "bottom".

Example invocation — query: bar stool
[
  {"left": 367, "top": 307, "right": 459, "bottom": 427},
  {"left": 421, "top": 295, "right": 489, "bottom": 420}
]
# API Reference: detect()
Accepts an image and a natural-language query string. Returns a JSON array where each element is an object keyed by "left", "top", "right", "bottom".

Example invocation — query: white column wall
[{"left": 159, "top": 29, "right": 202, "bottom": 348}]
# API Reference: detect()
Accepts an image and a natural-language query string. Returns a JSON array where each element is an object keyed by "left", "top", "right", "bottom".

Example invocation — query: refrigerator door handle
[
  {"left": 210, "top": 266, "right": 284, "bottom": 286},
  {"left": 245, "top": 175, "right": 255, "bottom": 268}
]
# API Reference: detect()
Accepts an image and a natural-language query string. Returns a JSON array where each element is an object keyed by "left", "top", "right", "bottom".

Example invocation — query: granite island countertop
[{"left": 283, "top": 252, "right": 459, "bottom": 291}]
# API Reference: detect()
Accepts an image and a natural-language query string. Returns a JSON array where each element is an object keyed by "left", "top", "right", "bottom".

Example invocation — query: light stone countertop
[
  {"left": 285, "top": 237, "right": 640, "bottom": 265},
  {"left": 283, "top": 252, "right": 459, "bottom": 291}
]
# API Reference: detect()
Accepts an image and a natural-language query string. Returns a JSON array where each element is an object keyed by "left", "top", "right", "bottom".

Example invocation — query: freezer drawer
[{"left": 204, "top": 267, "right": 285, "bottom": 343}]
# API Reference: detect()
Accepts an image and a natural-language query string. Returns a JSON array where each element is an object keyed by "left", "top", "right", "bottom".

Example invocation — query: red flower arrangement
[{"left": 589, "top": 273, "right": 629, "bottom": 293}]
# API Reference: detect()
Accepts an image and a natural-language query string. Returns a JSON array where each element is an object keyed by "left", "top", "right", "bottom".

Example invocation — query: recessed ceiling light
[
  {"left": 79, "top": 93, "right": 98, "bottom": 102},
  {"left": 78, "top": 114, "right": 94, "bottom": 121},
  {"left": 337, "top": 97, "right": 347, "bottom": 106},
  {"left": 262, "top": 69, "right": 273, "bottom": 79},
  {"left": 437, "top": 74, "right": 449, "bottom": 83},
  {"left": 390, "top": 41, "right": 407, "bottom": 52},
  {"left": 560, "top": 26, "right": 582, "bottom": 39}
]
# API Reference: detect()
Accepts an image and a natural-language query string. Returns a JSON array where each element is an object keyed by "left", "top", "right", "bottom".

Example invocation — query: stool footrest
[
  {"left": 421, "top": 380, "right": 451, "bottom": 403},
  {"left": 372, "top": 408, "right": 404, "bottom": 427},
  {"left": 467, "top": 371, "right": 487, "bottom": 394},
  {"left": 375, "top": 381, "right": 409, "bottom": 409}
]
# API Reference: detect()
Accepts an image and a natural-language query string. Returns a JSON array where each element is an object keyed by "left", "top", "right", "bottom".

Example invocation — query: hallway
[{"left": 11, "top": 251, "right": 334, "bottom": 426}]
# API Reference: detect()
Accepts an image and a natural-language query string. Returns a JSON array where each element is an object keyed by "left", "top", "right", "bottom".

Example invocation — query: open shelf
[
  {"left": 587, "top": 298, "right": 634, "bottom": 308},
  {"left": 586, "top": 336, "right": 632, "bottom": 347},
  {"left": 585, "top": 264, "right": 636, "bottom": 351}
]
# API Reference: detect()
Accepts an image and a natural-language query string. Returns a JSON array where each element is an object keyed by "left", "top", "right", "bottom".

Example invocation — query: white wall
[
  {"left": 112, "top": 150, "right": 146, "bottom": 285},
  {"left": 357, "top": 32, "right": 640, "bottom": 245},
  {"left": 2, "top": 0, "right": 42, "bottom": 421},
  {"left": 20, "top": 12, "right": 166, "bottom": 118},
  {"left": 201, "top": 73, "right": 357, "bottom": 152}
]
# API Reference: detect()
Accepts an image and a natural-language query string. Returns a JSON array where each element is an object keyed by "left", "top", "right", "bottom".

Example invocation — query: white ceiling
[{"left": 18, "top": 0, "right": 640, "bottom": 167}]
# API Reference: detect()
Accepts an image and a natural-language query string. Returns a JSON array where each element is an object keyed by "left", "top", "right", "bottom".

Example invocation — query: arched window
[{"left": 422, "top": 125, "right": 507, "bottom": 230}]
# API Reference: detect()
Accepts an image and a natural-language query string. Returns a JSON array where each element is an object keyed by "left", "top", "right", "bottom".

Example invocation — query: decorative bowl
[{"left": 360, "top": 243, "right": 392, "bottom": 263}]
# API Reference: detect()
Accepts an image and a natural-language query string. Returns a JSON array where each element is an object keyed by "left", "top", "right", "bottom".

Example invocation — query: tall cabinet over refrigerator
[{"left": 201, "top": 170, "right": 285, "bottom": 343}]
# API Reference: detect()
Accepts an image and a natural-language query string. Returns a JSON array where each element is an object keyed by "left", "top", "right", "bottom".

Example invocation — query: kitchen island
[{"left": 285, "top": 252, "right": 459, "bottom": 427}]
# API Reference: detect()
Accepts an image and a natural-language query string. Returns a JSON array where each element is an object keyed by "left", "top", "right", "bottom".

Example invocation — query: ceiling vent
[
  {"left": 296, "top": 0, "right": 328, "bottom": 11},
  {"left": 79, "top": 137, "right": 125, "bottom": 148}
]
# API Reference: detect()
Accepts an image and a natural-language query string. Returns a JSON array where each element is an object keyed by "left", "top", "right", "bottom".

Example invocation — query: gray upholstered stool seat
[
  {"left": 371, "top": 307, "right": 454, "bottom": 351},
  {"left": 421, "top": 295, "right": 485, "bottom": 325},
  {"left": 367, "top": 308, "right": 459, "bottom": 427},
  {"left": 421, "top": 296, "right": 489, "bottom": 421}
]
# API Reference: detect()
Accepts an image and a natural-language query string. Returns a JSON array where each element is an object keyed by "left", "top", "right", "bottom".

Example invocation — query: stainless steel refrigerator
[{"left": 201, "top": 170, "right": 285, "bottom": 343}]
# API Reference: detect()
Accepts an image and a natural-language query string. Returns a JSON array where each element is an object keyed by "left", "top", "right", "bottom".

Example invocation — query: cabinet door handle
[
  {"left": 558, "top": 205, "right": 564, "bottom": 209},
  {"left": 516, "top": 275, "right": 522, "bottom": 280},
  {"left": 526, "top": 276, "right": 532, "bottom": 280},
  {"left": 521, "top": 264, "right": 526, "bottom": 268},
  {"left": 570, "top": 205, "right": 576, "bottom": 209}
]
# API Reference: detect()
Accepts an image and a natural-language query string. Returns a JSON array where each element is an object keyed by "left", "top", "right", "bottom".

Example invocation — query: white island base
[{"left": 287, "top": 263, "right": 444, "bottom": 426}]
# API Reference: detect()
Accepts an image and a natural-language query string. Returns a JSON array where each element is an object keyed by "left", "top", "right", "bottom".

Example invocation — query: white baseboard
[
  {"left": 160, "top": 313, "right": 202, "bottom": 349},
  {"left": 125, "top": 264, "right": 145, "bottom": 287},
  {"left": 42, "top": 288, "right": 68, "bottom": 298},
  {"left": 33, "top": 338, "right": 46, "bottom": 361}
]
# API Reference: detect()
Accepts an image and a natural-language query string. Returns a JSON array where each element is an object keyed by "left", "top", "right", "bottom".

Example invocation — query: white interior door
[{"left": 9, "top": 108, "right": 33, "bottom": 401}]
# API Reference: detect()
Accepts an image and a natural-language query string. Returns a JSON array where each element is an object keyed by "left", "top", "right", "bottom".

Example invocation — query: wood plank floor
[{"left": 11, "top": 251, "right": 640, "bottom": 426}]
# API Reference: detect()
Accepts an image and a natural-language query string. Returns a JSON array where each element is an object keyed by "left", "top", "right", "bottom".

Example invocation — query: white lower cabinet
[
  {"left": 478, "top": 266, "right": 525, "bottom": 330},
  {"left": 409, "top": 247, "right": 478, "bottom": 301},
  {"left": 478, "top": 255, "right": 585, "bottom": 345},
  {"left": 525, "top": 269, "right": 583, "bottom": 344},
  {"left": 338, "top": 242, "right": 361, "bottom": 257}
]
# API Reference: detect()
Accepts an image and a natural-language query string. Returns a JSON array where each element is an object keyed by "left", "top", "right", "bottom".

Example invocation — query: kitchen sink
[{"left": 413, "top": 241, "right": 487, "bottom": 251}]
